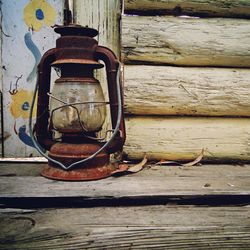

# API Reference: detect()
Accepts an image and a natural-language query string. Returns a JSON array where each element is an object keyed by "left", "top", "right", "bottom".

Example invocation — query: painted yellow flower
[
  {"left": 10, "top": 89, "right": 37, "bottom": 119},
  {"left": 23, "top": 0, "right": 56, "bottom": 31}
]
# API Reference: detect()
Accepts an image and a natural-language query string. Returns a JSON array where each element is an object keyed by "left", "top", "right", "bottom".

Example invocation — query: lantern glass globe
[{"left": 50, "top": 79, "right": 106, "bottom": 133}]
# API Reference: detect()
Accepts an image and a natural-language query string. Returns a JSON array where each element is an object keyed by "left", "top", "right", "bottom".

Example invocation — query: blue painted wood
[{"left": 1, "top": 0, "right": 63, "bottom": 157}]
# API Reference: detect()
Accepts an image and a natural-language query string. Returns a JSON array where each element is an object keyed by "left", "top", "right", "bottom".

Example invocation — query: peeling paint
[{"left": 1, "top": 0, "right": 63, "bottom": 157}]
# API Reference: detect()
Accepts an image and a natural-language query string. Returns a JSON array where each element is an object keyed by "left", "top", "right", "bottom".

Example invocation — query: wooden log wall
[
  {"left": 122, "top": 0, "right": 250, "bottom": 162},
  {"left": 125, "top": 0, "right": 250, "bottom": 18}
]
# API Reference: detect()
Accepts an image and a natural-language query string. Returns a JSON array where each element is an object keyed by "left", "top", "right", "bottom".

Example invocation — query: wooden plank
[
  {"left": 124, "top": 65, "right": 250, "bottom": 116},
  {"left": 0, "top": 163, "right": 43, "bottom": 177},
  {"left": 1, "top": 162, "right": 250, "bottom": 178},
  {"left": 124, "top": 0, "right": 250, "bottom": 18},
  {"left": 74, "top": 0, "right": 121, "bottom": 57},
  {"left": 0, "top": 4, "right": 2, "bottom": 157},
  {"left": 74, "top": 0, "right": 121, "bottom": 139},
  {"left": 0, "top": 206, "right": 250, "bottom": 249},
  {"left": 1, "top": 0, "right": 63, "bottom": 157},
  {"left": 2, "top": 162, "right": 250, "bottom": 178},
  {"left": 1, "top": 164, "right": 250, "bottom": 199},
  {"left": 122, "top": 15, "right": 250, "bottom": 67},
  {"left": 0, "top": 157, "right": 46, "bottom": 162},
  {"left": 0, "top": 92, "right": 2, "bottom": 157},
  {"left": 125, "top": 117, "right": 250, "bottom": 161}
]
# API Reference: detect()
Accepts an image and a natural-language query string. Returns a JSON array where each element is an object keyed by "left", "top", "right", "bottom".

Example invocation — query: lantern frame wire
[{"left": 29, "top": 63, "right": 122, "bottom": 170}]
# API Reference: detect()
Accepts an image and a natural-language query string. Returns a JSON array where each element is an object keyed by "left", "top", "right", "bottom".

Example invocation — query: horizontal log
[
  {"left": 122, "top": 15, "right": 250, "bottom": 67},
  {"left": 124, "top": 65, "right": 250, "bottom": 116},
  {"left": 1, "top": 206, "right": 250, "bottom": 249},
  {"left": 124, "top": 0, "right": 250, "bottom": 18},
  {"left": 124, "top": 117, "right": 250, "bottom": 161}
]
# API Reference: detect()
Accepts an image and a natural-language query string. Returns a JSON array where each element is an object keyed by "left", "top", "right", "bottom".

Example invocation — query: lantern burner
[{"left": 42, "top": 143, "right": 116, "bottom": 181}]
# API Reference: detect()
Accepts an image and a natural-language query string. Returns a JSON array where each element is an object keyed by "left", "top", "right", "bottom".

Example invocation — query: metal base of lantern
[
  {"left": 41, "top": 163, "right": 115, "bottom": 181},
  {"left": 41, "top": 142, "right": 115, "bottom": 181}
]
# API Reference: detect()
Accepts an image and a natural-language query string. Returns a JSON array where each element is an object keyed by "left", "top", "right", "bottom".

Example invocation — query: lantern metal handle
[
  {"left": 33, "top": 48, "right": 58, "bottom": 150},
  {"left": 29, "top": 63, "right": 123, "bottom": 170}
]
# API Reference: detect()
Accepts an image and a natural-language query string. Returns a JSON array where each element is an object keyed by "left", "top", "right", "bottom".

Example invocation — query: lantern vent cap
[{"left": 54, "top": 25, "right": 98, "bottom": 37}]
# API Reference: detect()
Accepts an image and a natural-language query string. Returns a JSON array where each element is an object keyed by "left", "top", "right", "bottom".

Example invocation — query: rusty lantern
[{"left": 29, "top": 24, "right": 126, "bottom": 181}]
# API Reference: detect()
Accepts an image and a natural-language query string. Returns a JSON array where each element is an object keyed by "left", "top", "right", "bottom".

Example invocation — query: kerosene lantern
[{"left": 29, "top": 24, "right": 125, "bottom": 181}]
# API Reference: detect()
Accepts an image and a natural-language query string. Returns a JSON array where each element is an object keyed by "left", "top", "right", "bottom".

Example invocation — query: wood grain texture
[
  {"left": 0, "top": 92, "right": 2, "bottom": 156},
  {"left": 124, "top": 117, "right": 250, "bottom": 161},
  {"left": 0, "top": 163, "right": 44, "bottom": 177},
  {"left": 124, "top": 65, "right": 250, "bottom": 116},
  {"left": 124, "top": 0, "right": 250, "bottom": 18},
  {"left": 0, "top": 11, "right": 2, "bottom": 156},
  {"left": 74, "top": 0, "right": 121, "bottom": 138},
  {"left": 2, "top": 162, "right": 250, "bottom": 178},
  {"left": 122, "top": 15, "right": 250, "bottom": 67},
  {"left": 1, "top": 206, "right": 250, "bottom": 249},
  {"left": 74, "top": 0, "right": 121, "bottom": 57},
  {"left": 1, "top": 164, "right": 250, "bottom": 198}
]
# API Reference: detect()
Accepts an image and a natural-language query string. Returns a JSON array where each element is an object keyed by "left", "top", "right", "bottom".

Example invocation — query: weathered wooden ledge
[
  {"left": 1, "top": 162, "right": 250, "bottom": 249},
  {"left": 0, "top": 163, "right": 250, "bottom": 208}
]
